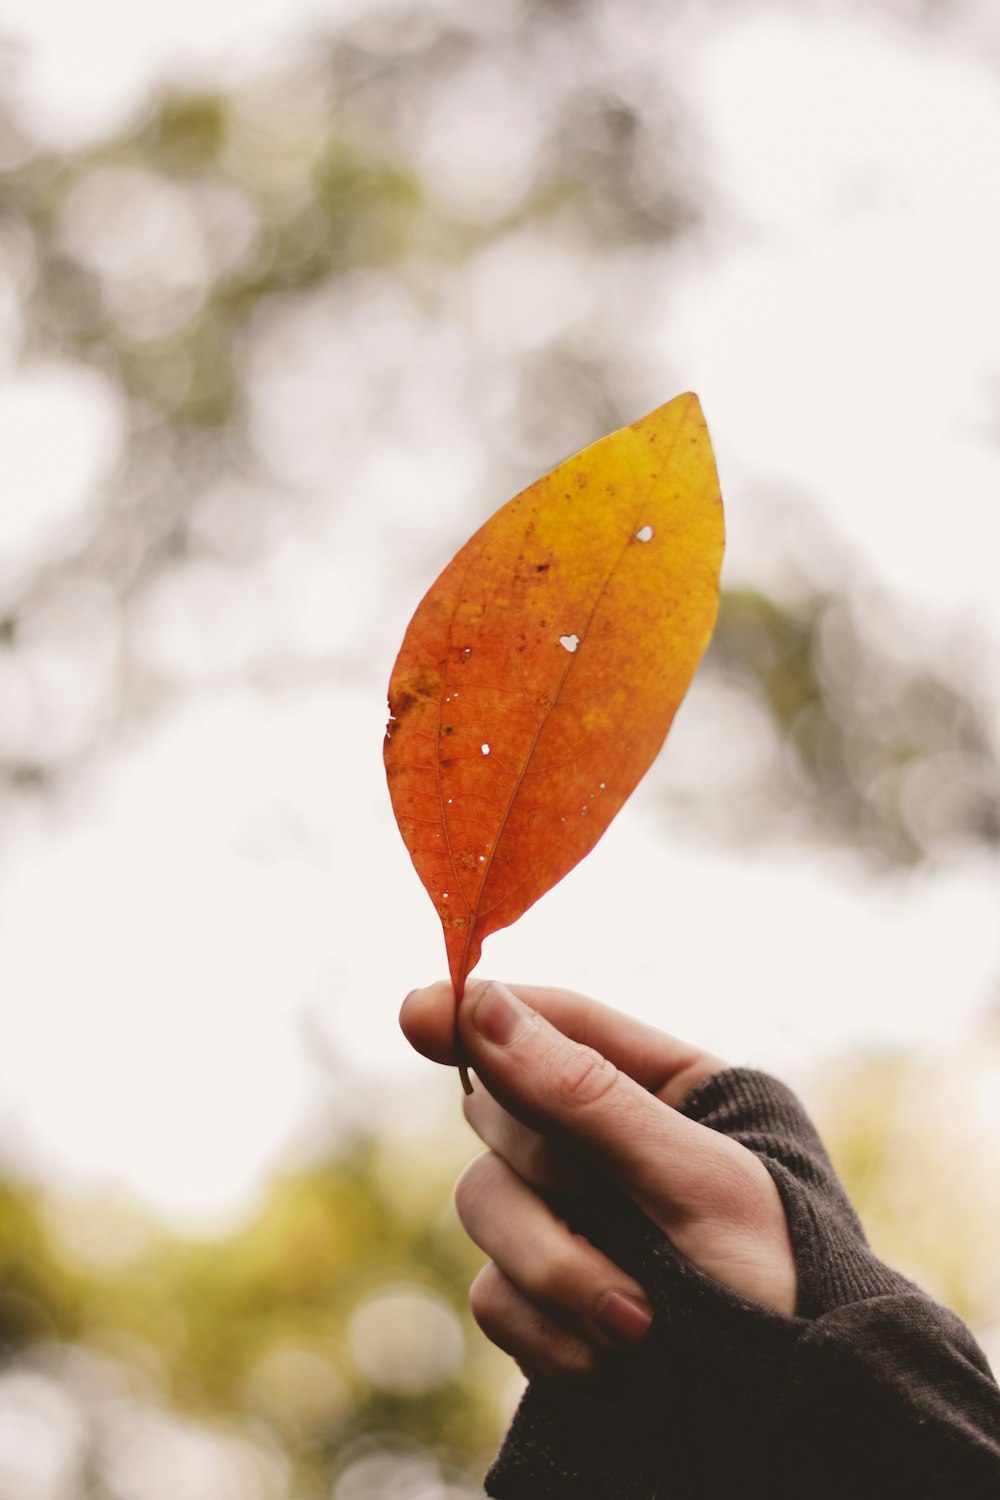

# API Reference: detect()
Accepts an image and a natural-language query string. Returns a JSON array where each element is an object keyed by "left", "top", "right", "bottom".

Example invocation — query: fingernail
[
  {"left": 595, "top": 1291, "right": 653, "bottom": 1347},
  {"left": 399, "top": 987, "right": 427, "bottom": 1022},
  {"left": 471, "top": 982, "right": 532, "bottom": 1046},
  {"left": 402, "top": 984, "right": 432, "bottom": 1006}
]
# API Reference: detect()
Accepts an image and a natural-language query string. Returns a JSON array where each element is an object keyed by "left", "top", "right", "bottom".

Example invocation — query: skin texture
[{"left": 399, "top": 980, "right": 797, "bottom": 1382}]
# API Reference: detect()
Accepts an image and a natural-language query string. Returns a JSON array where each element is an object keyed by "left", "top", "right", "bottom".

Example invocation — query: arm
[{"left": 400, "top": 981, "right": 1000, "bottom": 1499}]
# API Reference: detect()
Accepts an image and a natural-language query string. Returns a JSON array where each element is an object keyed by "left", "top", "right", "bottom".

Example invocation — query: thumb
[{"left": 460, "top": 980, "right": 738, "bottom": 1224}]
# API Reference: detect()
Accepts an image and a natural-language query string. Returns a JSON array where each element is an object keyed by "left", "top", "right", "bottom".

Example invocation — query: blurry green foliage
[
  {"left": 1, "top": 15, "right": 996, "bottom": 847},
  {"left": 818, "top": 1045, "right": 1000, "bottom": 1329},
  {"left": 148, "top": 93, "right": 230, "bottom": 176},
  {"left": 0, "top": 1142, "right": 503, "bottom": 1494},
  {"left": 703, "top": 584, "right": 1000, "bottom": 865},
  {"left": 0, "top": 1179, "right": 83, "bottom": 1350}
]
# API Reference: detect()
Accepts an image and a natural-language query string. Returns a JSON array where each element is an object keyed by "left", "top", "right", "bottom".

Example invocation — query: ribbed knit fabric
[{"left": 484, "top": 1068, "right": 1000, "bottom": 1499}]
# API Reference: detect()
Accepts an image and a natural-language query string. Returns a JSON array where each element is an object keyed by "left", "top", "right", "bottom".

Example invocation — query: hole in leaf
[
  {"left": 481, "top": 743, "right": 490, "bottom": 755},
  {"left": 636, "top": 525, "right": 654, "bottom": 542},
  {"left": 559, "top": 634, "right": 580, "bottom": 653}
]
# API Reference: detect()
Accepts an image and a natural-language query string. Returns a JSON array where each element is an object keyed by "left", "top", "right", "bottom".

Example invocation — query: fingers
[
  {"left": 405, "top": 978, "right": 797, "bottom": 1321},
  {"left": 399, "top": 981, "right": 461, "bottom": 1066},
  {"left": 455, "top": 983, "right": 799, "bottom": 1315},
  {"left": 400, "top": 980, "right": 724, "bottom": 1105},
  {"left": 468, "top": 1262, "right": 599, "bottom": 1382},
  {"left": 463, "top": 1084, "right": 594, "bottom": 1197},
  {"left": 453, "top": 981, "right": 742, "bottom": 1234},
  {"left": 455, "top": 1150, "right": 652, "bottom": 1362}
]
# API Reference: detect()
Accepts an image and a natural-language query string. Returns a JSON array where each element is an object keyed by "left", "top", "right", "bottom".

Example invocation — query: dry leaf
[{"left": 385, "top": 392, "right": 723, "bottom": 1018}]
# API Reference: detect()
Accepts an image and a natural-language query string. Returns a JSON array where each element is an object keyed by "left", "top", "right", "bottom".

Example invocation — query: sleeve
[{"left": 484, "top": 1069, "right": 1000, "bottom": 1500}]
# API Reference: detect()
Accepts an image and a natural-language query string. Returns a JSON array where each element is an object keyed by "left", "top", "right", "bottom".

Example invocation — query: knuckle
[
  {"left": 530, "top": 1240, "right": 584, "bottom": 1309},
  {"left": 453, "top": 1151, "right": 500, "bottom": 1230},
  {"left": 468, "top": 1263, "right": 505, "bottom": 1333},
  {"left": 520, "top": 1131, "right": 562, "bottom": 1191},
  {"left": 552, "top": 1044, "right": 620, "bottom": 1113},
  {"left": 516, "top": 1129, "right": 544, "bottom": 1180},
  {"left": 467, "top": 1264, "right": 599, "bottom": 1384}
]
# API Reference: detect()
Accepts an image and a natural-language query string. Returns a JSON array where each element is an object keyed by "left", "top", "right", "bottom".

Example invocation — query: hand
[{"left": 400, "top": 980, "right": 797, "bottom": 1382}]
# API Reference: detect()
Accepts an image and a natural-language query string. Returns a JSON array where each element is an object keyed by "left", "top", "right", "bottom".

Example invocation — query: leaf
[{"left": 384, "top": 391, "right": 724, "bottom": 1009}]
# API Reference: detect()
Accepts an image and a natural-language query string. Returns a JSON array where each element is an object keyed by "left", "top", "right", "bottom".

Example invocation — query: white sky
[{"left": 1, "top": 1, "right": 999, "bottom": 1231}]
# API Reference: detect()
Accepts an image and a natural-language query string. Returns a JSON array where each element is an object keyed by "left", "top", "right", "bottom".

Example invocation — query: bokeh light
[{"left": 349, "top": 1285, "right": 465, "bottom": 1395}]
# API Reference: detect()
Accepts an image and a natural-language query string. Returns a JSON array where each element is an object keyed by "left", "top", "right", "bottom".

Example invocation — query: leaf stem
[{"left": 454, "top": 978, "right": 474, "bottom": 1094}]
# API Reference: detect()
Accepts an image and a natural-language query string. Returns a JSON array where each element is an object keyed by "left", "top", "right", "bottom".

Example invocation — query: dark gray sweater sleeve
[{"left": 484, "top": 1069, "right": 1000, "bottom": 1499}]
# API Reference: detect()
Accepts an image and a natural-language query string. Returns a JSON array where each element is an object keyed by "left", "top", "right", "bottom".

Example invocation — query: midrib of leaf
[{"left": 452, "top": 492, "right": 659, "bottom": 992}]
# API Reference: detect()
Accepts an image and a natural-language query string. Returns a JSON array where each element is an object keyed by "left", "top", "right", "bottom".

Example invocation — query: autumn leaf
[{"left": 384, "top": 392, "right": 724, "bottom": 1024}]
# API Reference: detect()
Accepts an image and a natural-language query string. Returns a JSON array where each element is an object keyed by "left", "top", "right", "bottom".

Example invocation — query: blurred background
[{"left": 2, "top": 0, "right": 1000, "bottom": 1493}]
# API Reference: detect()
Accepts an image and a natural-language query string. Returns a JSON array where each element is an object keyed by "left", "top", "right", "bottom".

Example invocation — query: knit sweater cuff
[
  {"left": 485, "top": 1067, "right": 1000, "bottom": 1499},
  {"left": 486, "top": 1219, "right": 804, "bottom": 1498},
  {"left": 485, "top": 1071, "right": 825, "bottom": 1498},
  {"left": 678, "top": 1068, "right": 915, "bottom": 1317}
]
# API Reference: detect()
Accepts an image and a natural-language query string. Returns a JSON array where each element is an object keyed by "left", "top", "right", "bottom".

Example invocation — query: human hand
[{"left": 400, "top": 980, "right": 797, "bottom": 1381}]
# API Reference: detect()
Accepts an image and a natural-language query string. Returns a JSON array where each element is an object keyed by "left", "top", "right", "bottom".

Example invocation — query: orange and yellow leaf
[{"left": 384, "top": 392, "right": 724, "bottom": 1003}]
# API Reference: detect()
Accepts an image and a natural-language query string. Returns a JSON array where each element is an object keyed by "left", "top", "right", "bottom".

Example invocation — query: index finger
[{"left": 400, "top": 980, "right": 725, "bottom": 1107}]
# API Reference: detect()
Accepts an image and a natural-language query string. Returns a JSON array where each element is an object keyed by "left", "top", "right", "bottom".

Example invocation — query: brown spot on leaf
[
  {"left": 390, "top": 689, "right": 417, "bottom": 718},
  {"left": 390, "top": 667, "right": 442, "bottom": 720}
]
